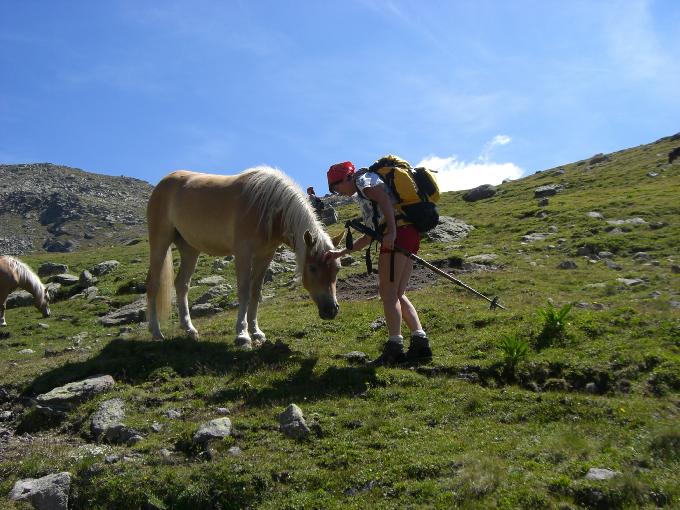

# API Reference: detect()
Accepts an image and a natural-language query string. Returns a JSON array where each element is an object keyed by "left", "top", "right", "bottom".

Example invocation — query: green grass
[{"left": 1, "top": 135, "right": 679, "bottom": 509}]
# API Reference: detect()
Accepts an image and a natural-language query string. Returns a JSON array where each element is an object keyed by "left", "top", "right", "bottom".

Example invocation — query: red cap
[{"left": 327, "top": 161, "right": 355, "bottom": 192}]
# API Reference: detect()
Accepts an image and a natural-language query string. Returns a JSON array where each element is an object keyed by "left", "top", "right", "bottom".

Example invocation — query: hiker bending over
[{"left": 324, "top": 160, "right": 432, "bottom": 365}]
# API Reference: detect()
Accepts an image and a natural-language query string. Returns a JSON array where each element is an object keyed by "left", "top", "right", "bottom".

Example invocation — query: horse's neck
[{"left": 17, "top": 267, "right": 41, "bottom": 297}]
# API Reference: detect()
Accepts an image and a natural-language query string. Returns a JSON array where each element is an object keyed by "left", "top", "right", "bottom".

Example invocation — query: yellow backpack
[{"left": 358, "top": 155, "right": 440, "bottom": 232}]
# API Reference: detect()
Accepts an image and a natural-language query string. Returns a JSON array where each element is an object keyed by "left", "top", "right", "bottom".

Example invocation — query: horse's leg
[
  {"left": 233, "top": 248, "right": 253, "bottom": 349},
  {"left": 174, "top": 239, "right": 200, "bottom": 341},
  {"left": 247, "top": 252, "right": 275, "bottom": 346},
  {"left": 0, "top": 290, "right": 7, "bottom": 327}
]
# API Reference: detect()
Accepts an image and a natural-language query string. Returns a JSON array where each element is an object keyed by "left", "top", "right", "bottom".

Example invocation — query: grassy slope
[{"left": 0, "top": 136, "right": 678, "bottom": 509}]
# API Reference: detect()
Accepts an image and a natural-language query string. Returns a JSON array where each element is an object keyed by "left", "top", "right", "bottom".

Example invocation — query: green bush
[
  {"left": 498, "top": 334, "right": 530, "bottom": 376},
  {"left": 536, "top": 301, "right": 572, "bottom": 348}
]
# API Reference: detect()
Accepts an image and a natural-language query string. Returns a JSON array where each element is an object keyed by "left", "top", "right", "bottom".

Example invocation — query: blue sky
[{"left": 1, "top": 1, "right": 679, "bottom": 194}]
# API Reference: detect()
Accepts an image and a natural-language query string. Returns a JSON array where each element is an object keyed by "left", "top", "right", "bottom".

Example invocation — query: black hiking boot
[
  {"left": 370, "top": 340, "right": 406, "bottom": 366},
  {"left": 406, "top": 335, "right": 432, "bottom": 363}
]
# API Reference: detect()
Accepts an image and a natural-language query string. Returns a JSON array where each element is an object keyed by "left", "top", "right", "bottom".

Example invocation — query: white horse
[
  {"left": 146, "top": 166, "right": 343, "bottom": 349},
  {"left": 0, "top": 256, "right": 50, "bottom": 326}
]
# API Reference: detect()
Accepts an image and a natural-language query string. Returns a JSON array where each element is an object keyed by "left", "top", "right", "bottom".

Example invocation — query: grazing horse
[
  {"left": 0, "top": 256, "right": 50, "bottom": 326},
  {"left": 146, "top": 167, "right": 343, "bottom": 348}
]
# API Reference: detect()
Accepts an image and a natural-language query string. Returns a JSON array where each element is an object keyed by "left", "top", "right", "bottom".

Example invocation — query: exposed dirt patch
[{"left": 336, "top": 258, "right": 498, "bottom": 301}]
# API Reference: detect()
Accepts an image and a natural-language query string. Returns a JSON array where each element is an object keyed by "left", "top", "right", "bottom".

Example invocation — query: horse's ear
[
  {"left": 331, "top": 231, "right": 345, "bottom": 248},
  {"left": 304, "top": 230, "right": 315, "bottom": 248}
]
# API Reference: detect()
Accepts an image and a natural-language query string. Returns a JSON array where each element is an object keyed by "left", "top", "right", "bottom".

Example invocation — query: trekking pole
[{"left": 344, "top": 219, "right": 507, "bottom": 311}]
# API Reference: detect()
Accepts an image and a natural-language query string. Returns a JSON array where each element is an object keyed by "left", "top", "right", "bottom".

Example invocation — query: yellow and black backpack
[{"left": 356, "top": 155, "right": 440, "bottom": 232}]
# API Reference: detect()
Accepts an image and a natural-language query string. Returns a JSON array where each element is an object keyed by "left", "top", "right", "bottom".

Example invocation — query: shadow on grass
[
  {"left": 23, "top": 336, "right": 381, "bottom": 407},
  {"left": 210, "top": 357, "right": 381, "bottom": 407},
  {"left": 23, "top": 335, "right": 299, "bottom": 396}
]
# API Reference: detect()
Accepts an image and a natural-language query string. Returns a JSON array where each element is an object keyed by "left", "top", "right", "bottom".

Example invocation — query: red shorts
[{"left": 380, "top": 225, "right": 420, "bottom": 254}]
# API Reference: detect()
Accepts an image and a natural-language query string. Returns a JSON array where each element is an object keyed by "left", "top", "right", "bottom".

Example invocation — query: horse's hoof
[
  {"left": 151, "top": 334, "right": 165, "bottom": 342},
  {"left": 186, "top": 329, "right": 200, "bottom": 341},
  {"left": 235, "top": 336, "right": 253, "bottom": 351}
]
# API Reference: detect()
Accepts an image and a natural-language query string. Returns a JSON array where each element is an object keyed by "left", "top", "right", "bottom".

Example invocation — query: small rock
[
  {"left": 632, "top": 252, "right": 651, "bottom": 262},
  {"left": 558, "top": 260, "right": 578, "bottom": 270},
  {"left": 604, "top": 259, "right": 622, "bottom": 270},
  {"left": 193, "top": 417, "right": 232, "bottom": 444},
  {"left": 19, "top": 349, "right": 35, "bottom": 355},
  {"left": 671, "top": 265, "right": 680, "bottom": 274},
  {"left": 534, "top": 184, "right": 563, "bottom": 198},
  {"left": 462, "top": 184, "right": 497, "bottom": 202},
  {"left": 9, "top": 472, "right": 72, "bottom": 510},
  {"left": 38, "top": 262, "right": 68, "bottom": 277},
  {"left": 197, "top": 275, "right": 225, "bottom": 286},
  {"left": 370, "top": 317, "right": 386, "bottom": 331},
  {"left": 586, "top": 212, "right": 604, "bottom": 219},
  {"left": 598, "top": 251, "right": 614, "bottom": 259},
  {"left": 216, "top": 407, "right": 230, "bottom": 415},
  {"left": 227, "top": 446, "right": 242, "bottom": 456},
  {"left": 585, "top": 382, "right": 598, "bottom": 393},
  {"left": 617, "top": 278, "right": 644, "bottom": 287},
  {"left": 537, "top": 197, "right": 549, "bottom": 207},
  {"left": 166, "top": 409, "right": 181, "bottom": 419},
  {"left": 585, "top": 468, "right": 619, "bottom": 481},
  {"left": 279, "top": 404, "right": 310, "bottom": 439},
  {"left": 91, "top": 260, "right": 120, "bottom": 276}
]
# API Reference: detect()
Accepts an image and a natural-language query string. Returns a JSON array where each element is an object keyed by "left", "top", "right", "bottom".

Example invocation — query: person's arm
[
  {"left": 324, "top": 234, "right": 372, "bottom": 261},
  {"left": 363, "top": 184, "right": 397, "bottom": 250}
]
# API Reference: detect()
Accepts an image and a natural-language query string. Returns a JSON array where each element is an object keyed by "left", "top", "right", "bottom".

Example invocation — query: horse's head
[
  {"left": 302, "top": 230, "right": 343, "bottom": 320},
  {"left": 36, "top": 286, "right": 50, "bottom": 318}
]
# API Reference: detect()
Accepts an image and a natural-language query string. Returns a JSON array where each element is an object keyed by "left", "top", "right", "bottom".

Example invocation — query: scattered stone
[
  {"left": 585, "top": 468, "right": 619, "bottom": 481},
  {"left": 598, "top": 251, "right": 613, "bottom": 259},
  {"left": 534, "top": 184, "right": 563, "bottom": 198},
  {"left": 212, "top": 257, "right": 231, "bottom": 272},
  {"left": 197, "top": 275, "right": 225, "bottom": 286},
  {"left": 91, "top": 260, "right": 120, "bottom": 276},
  {"left": 194, "top": 284, "right": 232, "bottom": 305},
  {"left": 522, "top": 232, "right": 551, "bottom": 242},
  {"left": 558, "top": 260, "right": 578, "bottom": 270},
  {"left": 462, "top": 184, "right": 497, "bottom": 202},
  {"left": 151, "top": 422, "right": 163, "bottom": 432},
  {"left": 335, "top": 351, "right": 369, "bottom": 364},
  {"left": 19, "top": 349, "right": 35, "bottom": 355},
  {"left": 585, "top": 382, "right": 598, "bottom": 394},
  {"left": 78, "top": 270, "right": 97, "bottom": 287},
  {"left": 607, "top": 217, "right": 647, "bottom": 226},
  {"left": 617, "top": 278, "right": 644, "bottom": 287},
  {"left": 649, "top": 222, "right": 666, "bottom": 230},
  {"left": 670, "top": 301, "right": 680, "bottom": 309},
  {"left": 37, "top": 262, "right": 68, "bottom": 277},
  {"left": 166, "top": 409, "right": 181, "bottom": 419},
  {"left": 647, "top": 172, "right": 659, "bottom": 177},
  {"left": 649, "top": 291, "right": 662, "bottom": 299},
  {"left": 370, "top": 317, "right": 386, "bottom": 331},
  {"left": 537, "top": 197, "right": 549, "bottom": 207},
  {"left": 190, "top": 303, "right": 221, "bottom": 317},
  {"left": 35, "top": 375, "right": 115, "bottom": 414},
  {"left": 6, "top": 290, "right": 33, "bottom": 308},
  {"left": 586, "top": 212, "right": 604, "bottom": 219},
  {"left": 9, "top": 472, "right": 71, "bottom": 510},
  {"left": 425, "top": 216, "right": 474, "bottom": 243},
  {"left": 91, "top": 398, "right": 125, "bottom": 440},
  {"left": 228, "top": 446, "right": 242, "bottom": 456},
  {"left": 99, "top": 298, "right": 146, "bottom": 326},
  {"left": 465, "top": 254, "right": 498, "bottom": 265},
  {"left": 193, "top": 417, "right": 232, "bottom": 445},
  {"left": 671, "top": 265, "right": 680, "bottom": 274},
  {"left": 604, "top": 259, "right": 622, "bottom": 270},
  {"left": 47, "top": 273, "right": 79, "bottom": 285},
  {"left": 632, "top": 252, "right": 651, "bottom": 262},
  {"left": 589, "top": 153, "right": 610, "bottom": 165},
  {"left": 279, "top": 404, "right": 310, "bottom": 439},
  {"left": 216, "top": 407, "right": 230, "bottom": 415},
  {"left": 43, "top": 238, "right": 77, "bottom": 253}
]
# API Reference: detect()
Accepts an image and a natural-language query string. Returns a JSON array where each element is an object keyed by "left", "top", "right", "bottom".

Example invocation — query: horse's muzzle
[{"left": 318, "top": 301, "right": 339, "bottom": 320}]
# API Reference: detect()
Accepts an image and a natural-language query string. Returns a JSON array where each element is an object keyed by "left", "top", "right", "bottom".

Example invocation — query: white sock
[
  {"left": 388, "top": 335, "right": 404, "bottom": 345},
  {"left": 412, "top": 329, "right": 427, "bottom": 338}
]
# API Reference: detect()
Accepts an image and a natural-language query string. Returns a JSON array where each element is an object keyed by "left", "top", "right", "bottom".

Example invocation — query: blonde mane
[
  {"left": 241, "top": 166, "right": 333, "bottom": 266},
  {"left": 7, "top": 256, "right": 47, "bottom": 304}
]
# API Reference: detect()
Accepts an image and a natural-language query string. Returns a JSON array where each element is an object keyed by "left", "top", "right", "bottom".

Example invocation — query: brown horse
[
  {"left": 0, "top": 256, "right": 50, "bottom": 326},
  {"left": 146, "top": 166, "right": 343, "bottom": 348}
]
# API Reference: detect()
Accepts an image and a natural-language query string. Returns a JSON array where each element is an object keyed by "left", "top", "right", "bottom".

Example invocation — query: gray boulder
[
  {"left": 194, "top": 284, "right": 233, "bottom": 306},
  {"left": 91, "top": 398, "right": 125, "bottom": 440},
  {"left": 425, "top": 216, "right": 474, "bottom": 243},
  {"left": 558, "top": 260, "right": 578, "bottom": 270},
  {"left": 48, "top": 273, "right": 79, "bottom": 286},
  {"left": 99, "top": 298, "right": 146, "bottom": 326},
  {"left": 462, "top": 184, "right": 497, "bottom": 202},
  {"left": 91, "top": 260, "right": 120, "bottom": 276},
  {"left": 9, "top": 472, "right": 71, "bottom": 510},
  {"left": 585, "top": 468, "right": 619, "bottom": 481},
  {"left": 37, "top": 262, "right": 68, "bottom": 277},
  {"left": 279, "top": 404, "right": 310, "bottom": 439},
  {"left": 534, "top": 184, "right": 563, "bottom": 198},
  {"left": 6, "top": 290, "right": 33, "bottom": 308},
  {"left": 36, "top": 375, "right": 115, "bottom": 415},
  {"left": 197, "top": 275, "right": 225, "bottom": 286},
  {"left": 190, "top": 303, "right": 221, "bottom": 317},
  {"left": 193, "top": 417, "right": 232, "bottom": 445}
]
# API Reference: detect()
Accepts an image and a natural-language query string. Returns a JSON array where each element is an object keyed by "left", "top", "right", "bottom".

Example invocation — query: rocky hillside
[{"left": 0, "top": 163, "right": 152, "bottom": 255}]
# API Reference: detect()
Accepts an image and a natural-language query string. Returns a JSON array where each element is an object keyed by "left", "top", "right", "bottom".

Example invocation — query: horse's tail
[{"left": 154, "top": 247, "right": 174, "bottom": 324}]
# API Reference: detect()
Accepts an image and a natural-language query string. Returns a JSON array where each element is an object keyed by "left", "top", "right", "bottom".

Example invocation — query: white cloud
[{"left": 417, "top": 135, "right": 523, "bottom": 192}]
